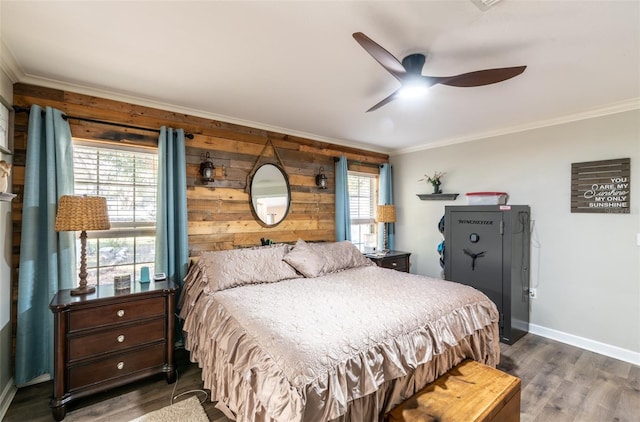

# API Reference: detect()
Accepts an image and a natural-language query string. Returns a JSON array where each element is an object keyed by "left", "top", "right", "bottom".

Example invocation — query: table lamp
[
  {"left": 55, "top": 195, "right": 111, "bottom": 295},
  {"left": 377, "top": 204, "right": 396, "bottom": 254}
]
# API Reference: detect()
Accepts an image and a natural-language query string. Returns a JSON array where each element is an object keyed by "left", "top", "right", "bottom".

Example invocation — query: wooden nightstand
[
  {"left": 49, "top": 280, "right": 177, "bottom": 421},
  {"left": 365, "top": 250, "right": 411, "bottom": 273}
]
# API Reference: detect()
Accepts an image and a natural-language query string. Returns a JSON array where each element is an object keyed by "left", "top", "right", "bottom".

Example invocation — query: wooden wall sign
[{"left": 571, "top": 158, "right": 630, "bottom": 214}]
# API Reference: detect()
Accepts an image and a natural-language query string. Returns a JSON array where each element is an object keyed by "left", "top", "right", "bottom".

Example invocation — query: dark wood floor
[
  {"left": 497, "top": 334, "right": 639, "bottom": 422},
  {"left": 4, "top": 334, "right": 639, "bottom": 421},
  {"left": 3, "top": 348, "right": 228, "bottom": 422}
]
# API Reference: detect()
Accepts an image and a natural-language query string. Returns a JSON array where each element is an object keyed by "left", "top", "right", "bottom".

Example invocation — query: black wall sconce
[
  {"left": 315, "top": 167, "right": 327, "bottom": 189},
  {"left": 200, "top": 152, "right": 215, "bottom": 183}
]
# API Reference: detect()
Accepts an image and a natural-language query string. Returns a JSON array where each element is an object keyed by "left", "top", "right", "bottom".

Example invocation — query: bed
[{"left": 179, "top": 239, "right": 500, "bottom": 422}]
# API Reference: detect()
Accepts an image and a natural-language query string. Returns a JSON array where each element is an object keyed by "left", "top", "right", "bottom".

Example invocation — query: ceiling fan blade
[
  {"left": 353, "top": 32, "right": 407, "bottom": 81},
  {"left": 432, "top": 66, "right": 527, "bottom": 87},
  {"left": 366, "top": 89, "right": 401, "bottom": 113}
]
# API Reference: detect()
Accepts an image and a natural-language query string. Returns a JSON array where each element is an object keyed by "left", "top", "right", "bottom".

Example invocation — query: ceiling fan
[{"left": 353, "top": 32, "right": 527, "bottom": 112}]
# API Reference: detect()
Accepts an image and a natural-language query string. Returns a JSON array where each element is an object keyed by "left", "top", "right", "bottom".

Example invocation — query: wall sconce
[
  {"left": 315, "top": 167, "right": 327, "bottom": 189},
  {"left": 200, "top": 152, "right": 215, "bottom": 183}
]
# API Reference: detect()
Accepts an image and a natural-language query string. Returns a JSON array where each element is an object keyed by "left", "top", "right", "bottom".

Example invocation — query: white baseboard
[
  {"left": 529, "top": 323, "right": 640, "bottom": 366},
  {"left": 0, "top": 377, "right": 17, "bottom": 421}
]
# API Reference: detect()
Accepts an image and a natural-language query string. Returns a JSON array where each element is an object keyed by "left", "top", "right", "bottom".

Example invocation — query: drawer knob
[
  {"left": 117, "top": 361, "right": 124, "bottom": 370},
  {"left": 117, "top": 335, "right": 125, "bottom": 343},
  {"left": 117, "top": 309, "right": 125, "bottom": 317}
]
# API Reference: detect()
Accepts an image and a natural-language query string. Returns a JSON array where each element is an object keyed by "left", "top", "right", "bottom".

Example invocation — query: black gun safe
[{"left": 444, "top": 205, "right": 531, "bottom": 344}]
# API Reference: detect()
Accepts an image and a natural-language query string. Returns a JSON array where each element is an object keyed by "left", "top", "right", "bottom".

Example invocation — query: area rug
[{"left": 129, "top": 395, "right": 209, "bottom": 422}]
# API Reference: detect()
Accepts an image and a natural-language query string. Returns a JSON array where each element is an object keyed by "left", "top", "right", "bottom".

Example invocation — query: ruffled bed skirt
[
  {"left": 206, "top": 326, "right": 499, "bottom": 422},
  {"left": 182, "top": 294, "right": 499, "bottom": 422}
]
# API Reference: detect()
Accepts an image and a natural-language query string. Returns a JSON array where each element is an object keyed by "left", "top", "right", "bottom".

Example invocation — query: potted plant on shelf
[{"left": 419, "top": 171, "right": 446, "bottom": 194}]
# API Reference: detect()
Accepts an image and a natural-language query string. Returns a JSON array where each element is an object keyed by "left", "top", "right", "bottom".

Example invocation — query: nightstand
[
  {"left": 49, "top": 280, "right": 177, "bottom": 421},
  {"left": 365, "top": 250, "right": 411, "bottom": 273}
]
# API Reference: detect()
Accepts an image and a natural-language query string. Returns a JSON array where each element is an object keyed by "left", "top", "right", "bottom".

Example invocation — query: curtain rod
[
  {"left": 333, "top": 156, "right": 385, "bottom": 168},
  {"left": 12, "top": 105, "right": 194, "bottom": 139}
]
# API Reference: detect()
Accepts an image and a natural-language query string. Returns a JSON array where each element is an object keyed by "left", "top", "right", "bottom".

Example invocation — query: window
[
  {"left": 73, "top": 142, "right": 158, "bottom": 286},
  {"left": 348, "top": 171, "right": 377, "bottom": 251}
]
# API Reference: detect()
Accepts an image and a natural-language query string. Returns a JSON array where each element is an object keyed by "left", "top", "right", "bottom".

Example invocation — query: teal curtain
[
  {"left": 378, "top": 163, "right": 395, "bottom": 250},
  {"left": 155, "top": 127, "right": 188, "bottom": 291},
  {"left": 15, "top": 105, "right": 75, "bottom": 386},
  {"left": 335, "top": 156, "right": 351, "bottom": 241}
]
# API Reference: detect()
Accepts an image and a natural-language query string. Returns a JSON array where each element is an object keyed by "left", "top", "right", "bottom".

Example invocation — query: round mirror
[{"left": 250, "top": 164, "right": 291, "bottom": 227}]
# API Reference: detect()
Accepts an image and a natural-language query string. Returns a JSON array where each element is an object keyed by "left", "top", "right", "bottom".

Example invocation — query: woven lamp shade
[
  {"left": 377, "top": 205, "right": 396, "bottom": 223},
  {"left": 55, "top": 195, "right": 111, "bottom": 232}
]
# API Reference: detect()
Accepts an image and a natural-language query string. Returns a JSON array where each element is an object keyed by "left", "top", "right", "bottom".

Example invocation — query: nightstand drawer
[
  {"left": 68, "top": 318, "right": 166, "bottom": 362},
  {"left": 68, "top": 342, "right": 165, "bottom": 391},
  {"left": 68, "top": 297, "right": 165, "bottom": 332},
  {"left": 365, "top": 251, "right": 411, "bottom": 273},
  {"left": 380, "top": 256, "right": 408, "bottom": 271}
]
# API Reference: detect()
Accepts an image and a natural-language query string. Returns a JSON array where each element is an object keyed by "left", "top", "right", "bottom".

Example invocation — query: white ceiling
[{"left": 1, "top": 1, "right": 639, "bottom": 154}]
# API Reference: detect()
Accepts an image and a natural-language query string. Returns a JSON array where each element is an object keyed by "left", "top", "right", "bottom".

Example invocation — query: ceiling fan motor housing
[{"left": 402, "top": 54, "right": 426, "bottom": 74}]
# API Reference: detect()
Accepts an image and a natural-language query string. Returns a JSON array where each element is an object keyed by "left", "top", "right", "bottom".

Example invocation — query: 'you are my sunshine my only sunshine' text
[{"left": 583, "top": 177, "right": 629, "bottom": 209}]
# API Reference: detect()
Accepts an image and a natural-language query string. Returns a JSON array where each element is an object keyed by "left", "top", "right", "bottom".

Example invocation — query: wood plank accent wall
[{"left": 10, "top": 82, "right": 388, "bottom": 358}]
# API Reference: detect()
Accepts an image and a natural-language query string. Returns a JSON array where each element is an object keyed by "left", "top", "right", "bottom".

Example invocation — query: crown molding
[
  {"left": 391, "top": 98, "right": 640, "bottom": 156},
  {"left": 8, "top": 70, "right": 391, "bottom": 155},
  {"left": 5, "top": 43, "right": 637, "bottom": 158},
  {"left": 0, "top": 40, "right": 23, "bottom": 84}
]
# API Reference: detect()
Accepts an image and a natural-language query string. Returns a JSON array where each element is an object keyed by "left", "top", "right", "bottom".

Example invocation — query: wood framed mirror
[{"left": 249, "top": 163, "right": 291, "bottom": 227}]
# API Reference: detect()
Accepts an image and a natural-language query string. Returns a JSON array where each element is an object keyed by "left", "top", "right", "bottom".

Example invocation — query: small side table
[
  {"left": 365, "top": 250, "right": 411, "bottom": 273},
  {"left": 49, "top": 280, "right": 177, "bottom": 421}
]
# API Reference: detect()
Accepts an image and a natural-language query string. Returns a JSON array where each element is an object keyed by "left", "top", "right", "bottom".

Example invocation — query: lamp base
[
  {"left": 72, "top": 231, "right": 95, "bottom": 296},
  {"left": 70, "top": 285, "right": 96, "bottom": 296}
]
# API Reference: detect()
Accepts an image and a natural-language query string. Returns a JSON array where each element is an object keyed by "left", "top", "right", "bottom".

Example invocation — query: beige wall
[{"left": 391, "top": 110, "right": 640, "bottom": 358}]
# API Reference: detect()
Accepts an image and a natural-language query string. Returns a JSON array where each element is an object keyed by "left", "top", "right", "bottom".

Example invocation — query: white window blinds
[
  {"left": 348, "top": 171, "right": 377, "bottom": 251},
  {"left": 72, "top": 143, "right": 158, "bottom": 285},
  {"left": 74, "top": 144, "right": 157, "bottom": 231},
  {"left": 348, "top": 172, "right": 376, "bottom": 225}
]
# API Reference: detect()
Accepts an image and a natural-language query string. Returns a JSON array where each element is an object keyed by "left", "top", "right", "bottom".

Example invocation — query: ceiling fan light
[{"left": 398, "top": 83, "right": 429, "bottom": 99}]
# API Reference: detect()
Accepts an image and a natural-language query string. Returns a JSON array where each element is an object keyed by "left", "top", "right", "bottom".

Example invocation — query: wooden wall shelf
[{"left": 417, "top": 193, "right": 459, "bottom": 201}]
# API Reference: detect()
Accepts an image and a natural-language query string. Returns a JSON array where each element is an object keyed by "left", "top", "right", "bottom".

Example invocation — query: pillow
[
  {"left": 312, "top": 240, "right": 374, "bottom": 275},
  {"left": 283, "top": 238, "right": 325, "bottom": 278},
  {"left": 200, "top": 244, "right": 299, "bottom": 294},
  {"left": 284, "top": 239, "right": 373, "bottom": 277}
]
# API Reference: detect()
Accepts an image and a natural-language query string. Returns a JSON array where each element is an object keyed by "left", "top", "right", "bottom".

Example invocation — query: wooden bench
[{"left": 385, "top": 359, "right": 521, "bottom": 422}]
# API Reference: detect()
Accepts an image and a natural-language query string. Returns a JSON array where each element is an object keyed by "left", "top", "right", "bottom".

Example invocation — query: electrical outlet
[{"left": 529, "top": 288, "right": 537, "bottom": 299}]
